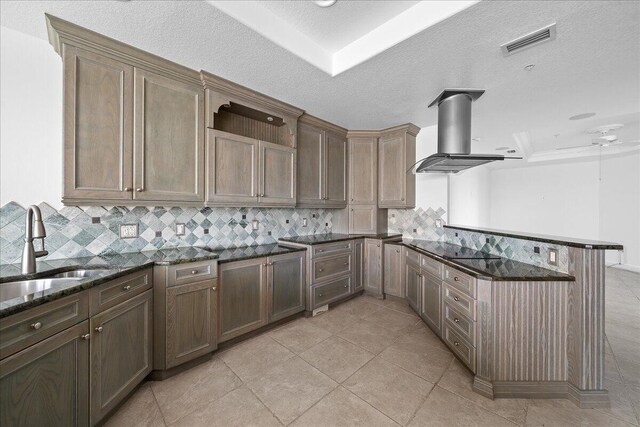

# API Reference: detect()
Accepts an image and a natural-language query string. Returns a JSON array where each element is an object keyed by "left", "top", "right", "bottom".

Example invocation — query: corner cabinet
[
  {"left": 378, "top": 124, "right": 420, "bottom": 209},
  {"left": 297, "top": 116, "right": 348, "bottom": 208}
]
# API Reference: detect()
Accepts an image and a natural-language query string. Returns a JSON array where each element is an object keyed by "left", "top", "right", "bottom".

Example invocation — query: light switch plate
[
  {"left": 175, "top": 223, "right": 186, "bottom": 236},
  {"left": 435, "top": 219, "right": 443, "bottom": 228},
  {"left": 120, "top": 224, "right": 138, "bottom": 239},
  {"left": 302, "top": 218, "right": 308, "bottom": 227},
  {"left": 548, "top": 248, "right": 558, "bottom": 266}
]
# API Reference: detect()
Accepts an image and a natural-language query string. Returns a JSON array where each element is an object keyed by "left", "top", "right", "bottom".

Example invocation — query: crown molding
[
  {"left": 380, "top": 123, "right": 421, "bottom": 137},
  {"left": 347, "top": 130, "right": 381, "bottom": 138},
  {"left": 299, "top": 113, "right": 348, "bottom": 135}
]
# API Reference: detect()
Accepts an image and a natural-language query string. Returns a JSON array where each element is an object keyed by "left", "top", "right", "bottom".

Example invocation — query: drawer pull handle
[
  {"left": 212, "top": 287, "right": 217, "bottom": 291},
  {"left": 454, "top": 341, "right": 460, "bottom": 347},
  {"left": 343, "top": 262, "right": 349, "bottom": 266},
  {"left": 30, "top": 322, "right": 42, "bottom": 330},
  {"left": 454, "top": 318, "right": 460, "bottom": 323},
  {"left": 123, "top": 285, "right": 132, "bottom": 291},
  {"left": 191, "top": 270, "right": 198, "bottom": 274},
  {"left": 317, "top": 250, "right": 324, "bottom": 253},
  {"left": 81, "top": 334, "right": 91, "bottom": 341},
  {"left": 124, "top": 187, "right": 132, "bottom": 192},
  {"left": 319, "top": 268, "right": 324, "bottom": 272},
  {"left": 454, "top": 276, "right": 460, "bottom": 282},
  {"left": 454, "top": 296, "right": 459, "bottom": 302},
  {"left": 95, "top": 326, "right": 103, "bottom": 333},
  {"left": 318, "top": 293, "right": 323, "bottom": 297},
  {"left": 343, "top": 285, "right": 348, "bottom": 288},
  {"left": 136, "top": 187, "right": 143, "bottom": 192}
]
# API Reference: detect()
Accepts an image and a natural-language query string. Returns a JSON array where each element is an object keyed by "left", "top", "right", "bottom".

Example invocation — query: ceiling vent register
[{"left": 501, "top": 23, "right": 557, "bottom": 56}]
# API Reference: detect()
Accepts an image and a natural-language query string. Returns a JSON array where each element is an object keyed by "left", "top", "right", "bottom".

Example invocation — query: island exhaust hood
[{"left": 414, "top": 89, "right": 519, "bottom": 174}]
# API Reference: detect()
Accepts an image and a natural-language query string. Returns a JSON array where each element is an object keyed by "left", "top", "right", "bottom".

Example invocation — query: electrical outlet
[
  {"left": 534, "top": 246, "right": 540, "bottom": 254},
  {"left": 120, "top": 224, "right": 138, "bottom": 239},
  {"left": 435, "top": 219, "right": 443, "bottom": 228},
  {"left": 303, "top": 218, "right": 308, "bottom": 227},
  {"left": 175, "top": 223, "right": 186, "bottom": 236},
  {"left": 252, "top": 220, "right": 259, "bottom": 230},
  {"left": 548, "top": 248, "right": 558, "bottom": 266}
]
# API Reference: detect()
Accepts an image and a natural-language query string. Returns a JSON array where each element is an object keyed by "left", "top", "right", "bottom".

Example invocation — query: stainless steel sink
[
  {"left": 51, "top": 269, "right": 119, "bottom": 279},
  {"left": 0, "top": 278, "right": 82, "bottom": 303}
]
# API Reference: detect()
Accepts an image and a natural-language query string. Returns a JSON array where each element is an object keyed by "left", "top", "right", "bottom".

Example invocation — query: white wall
[
  {"left": 449, "top": 166, "right": 490, "bottom": 227},
  {"left": 0, "top": 26, "right": 63, "bottom": 209},
  {"left": 414, "top": 125, "right": 448, "bottom": 219}
]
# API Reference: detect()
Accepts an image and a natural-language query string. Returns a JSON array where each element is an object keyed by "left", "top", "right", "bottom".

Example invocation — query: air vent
[{"left": 501, "top": 23, "right": 556, "bottom": 56}]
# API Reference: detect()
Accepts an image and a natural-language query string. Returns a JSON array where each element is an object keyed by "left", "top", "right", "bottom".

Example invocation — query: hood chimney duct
[{"left": 437, "top": 93, "right": 473, "bottom": 155}]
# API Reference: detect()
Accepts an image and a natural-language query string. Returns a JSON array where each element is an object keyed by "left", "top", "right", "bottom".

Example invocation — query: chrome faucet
[{"left": 21, "top": 205, "right": 48, "bottom": 274}]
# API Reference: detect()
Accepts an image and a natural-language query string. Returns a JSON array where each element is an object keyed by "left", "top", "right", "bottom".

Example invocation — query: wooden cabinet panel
[
  {"left": 166, "top": 280, "right": 217, "bottom": 368},
  {"left": 269, "top": 252, "right": 305, "bottom": 322},
  {"left": 90, "top": 290, "right": 152, "bottom": 425},
  {"left": 384, "top": 244, "right": 404, "bottom": 298},
  {"left": 63, "top": 46, "right": 133, "bottom": 202},
  {"left": 297, "top": 122, "right": 324, "bottom": 205},
  {"left": 349, "top": 137, "right": 377, "bottom": 204},
  {"left": 364, "top": 239, "right": 382, "bottom": 295},
  {"left": 405, "top": 262, "right": 421, "bottom": 313},
  {"left": 324, "top": 131, "right": 347, "bottom": 207},
  {"left": 206, "top": 129, "right": 259, "bottom": 205},
  {"left": 133, "top": 68, "right": 204, "bottom": 202},
  {"left": 218, "top": 258, "right": 267, "bottom": 342},
  {"left": 312, "top": 253, "right": 352, "bottom": 283},
  {"left": 260, "top": 141, "right": 296, "bottom": 206},
  {"left": 420, "top": 273, "right": 442, "bottom": 335},
  {"left": 312, "top": 276, "right": 351, "bottom": 308},
  {"left": 349, "top": 205, "right": 377, "bottom": 235},
  {"left": 89, "top": 268, "right": 151, "bottom": 315},
  {"left": 378, "top": 127, "right": 417, "bottom": 208},
  {"left": 0, "top": 321, "right": 89, "bottom": 427},
  {"left": 353, "top": 240, "right": 364, "bottom": 293}
]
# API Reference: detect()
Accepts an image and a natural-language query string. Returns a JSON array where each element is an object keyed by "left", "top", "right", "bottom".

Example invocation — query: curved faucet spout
[{"left": 21, "top": 205, "right": 48, "bottom": 275}]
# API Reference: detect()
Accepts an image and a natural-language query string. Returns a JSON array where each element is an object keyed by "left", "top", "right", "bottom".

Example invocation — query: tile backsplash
[
  {"left": 0, "top": 202, "right": 333, "bottom": 265},
  {"left": 387, "top": 207, "right": 447, "bottom": 241}
]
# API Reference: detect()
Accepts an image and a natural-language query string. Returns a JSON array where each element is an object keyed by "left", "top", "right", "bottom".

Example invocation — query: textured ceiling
[{"left": 1, "top": 0, "right": 639, "bottom": 160}]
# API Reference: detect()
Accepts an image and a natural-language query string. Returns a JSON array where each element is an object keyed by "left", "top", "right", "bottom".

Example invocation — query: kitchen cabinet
[
  {"left": 364, "top": 239, "right": 383, "bottom": 295},
  {"left": 353, "top": 239, "right": 364, "bottom": 292},
  {"left": 206, "top": 129, "right": 295, "bottom": 207},
  {"left": 218, "top": 258, "right": 268, "bottom": 342},
  {"left": 268, "top": 251, "right": 306, "bottom": 322},
  {"left": 297, "top": 116, "right": 348, "bottom": 208},
  {"left": 405, "top": 258, "right": 422, "bottom": 313},
  {"left": 378, "top": 124, "right": 419, "bottom": 209},
  {"left": 0, "top": 322, "right": 89, "bottom": 426},
  {"left": 348, "top": 136, "right": 377, "bottom": 204},
  {"left": 384, "top": 244, "right": 404, "bottom": 298},
  {"left": 89, "top": 290, "right": 152, "bottom": 425},
  {"left": 420, "top": 273, "right": 441, "bottom": 335}
]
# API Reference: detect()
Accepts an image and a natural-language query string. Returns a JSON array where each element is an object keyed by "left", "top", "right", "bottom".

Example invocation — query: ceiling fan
[{"left": 555, "top": 124, "right": 640, "bottom": 150}]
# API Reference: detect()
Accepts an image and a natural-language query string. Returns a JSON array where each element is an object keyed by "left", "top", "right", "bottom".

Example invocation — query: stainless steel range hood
[{"left": 415, "top": 89, "right": 518, "bottom": 174}]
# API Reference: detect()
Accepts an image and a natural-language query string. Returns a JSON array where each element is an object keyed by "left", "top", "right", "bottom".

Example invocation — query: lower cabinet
[
  {"left": 353, "top": 239, "right": 364, "bottom": 292},
  {"left": 405, "top": 260, "right": 422, "bottom": 313},
  {"left": 90, "top": 290, "right": 152, "bottom": 424},
  {"left": 269, "top": 252, "right": 306, "bottom": 322},
  {"left": 420, "top": 273, "right": 441, "bottom": 336},
  {"left": 384, "top": 244, "right": 404, "bottom": 298},
  {"left": 0, "top": 321, "right": 90, "bottom": 426},
  {"left": 364, "top": 239, "right": 383, "bottom": 295}
]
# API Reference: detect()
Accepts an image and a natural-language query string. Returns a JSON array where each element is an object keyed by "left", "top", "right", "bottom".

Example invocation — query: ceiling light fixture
[
  {"left": 314, "top": 0, "right": 337, "bottom": 7},
  {"left": 569, "top": 112, "right": 596, "bottom": 120},
  {"left": 266, "top": 116, "right": 274, "bottom": 122},
  {"left": 524, "top": 64, "right": 535, "bottom": 71}
]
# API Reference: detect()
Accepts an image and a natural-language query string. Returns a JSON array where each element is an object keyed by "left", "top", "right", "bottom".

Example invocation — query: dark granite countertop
[
  {"left": 445, "top": 224, "right": 623, "bottom": 250},
  {"left": 0, "top": 244, "right": 304, "bottom": 318},
  {"left": 401, "top": 239, "right": 576, "bottom": 282},
  {"left": 279, "top": 233, "right": 402, "bottom": 246}
]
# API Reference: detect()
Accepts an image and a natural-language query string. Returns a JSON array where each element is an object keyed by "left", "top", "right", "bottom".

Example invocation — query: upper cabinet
[
  {"left": 378, "top": 124, "right": 420, "bottom": 209},
  {"left": 348, "top": 136, "right": 377, "bottom": 205},
  {"left": 297, "top": 115, "right": 348, "bottom": 208}
]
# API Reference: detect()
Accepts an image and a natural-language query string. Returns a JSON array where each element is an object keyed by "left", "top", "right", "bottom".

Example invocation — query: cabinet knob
[
  {"left": 124, "top": 187, "right": 132, "bottom": 192},
  {"left": 95, "top": 326, "right": 103, "bottom": 333},
  {"left": 454, "top": 296, "right": 460, "bottom": 302},
  {"left": 343, "top": 262, "right": 348, "bottom": 266},
  {"left": 191, "top": 270, "right": 198, "bottom": 275},
  {"left": 30, "top": 322, "right": 42, "bottom": 330},
  {"left": 319, "top": 268, "right": 324, "bottom": 272},
  {"left": 454, "top": 318, "right": 460, "bottom": 323},
  {"left": 343, "top": 285, "right": 348, "bottom": 288},
  {"left": 401, "top": 198, "right": 405, "bottom": 201},
  {"left": 318, "top": 293, "right": 323, "bottom": 297},
  {"left": 212, "top": 287, "right": 217, "bottom": 291},
  {"left": 123, "top": 285, "right": 131, "bottom": 291},
  {"left": 81, "top": 334, "right": 91, "bottom": 341},
  {"left": 454, "top": 276, "right": 460, "bottom": 282},
  {"left": 136, "top": 188, "right": 143, "bottom": 192},
  {"left": 351, "top": 198, "right": 354, "bottom": 201},
  {"left": 255, "top": 193, "right": 260, "bottom": 197},
  {"left": 454, "top": 341, "right": 460, "bottom": 347},
  {"left": 260, "top": 193, "right": 265, "bottom": 197}
]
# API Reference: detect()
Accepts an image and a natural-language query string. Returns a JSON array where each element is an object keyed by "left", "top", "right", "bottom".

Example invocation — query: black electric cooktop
[{"left": 404, "top": 240, "right": 500, "bottom": 260}]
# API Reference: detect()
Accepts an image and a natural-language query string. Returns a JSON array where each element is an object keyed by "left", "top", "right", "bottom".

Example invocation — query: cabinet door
[
  {"left": 218, "top": 258, "right": 268, "bottom": 342},
  {"left": 268, "top": 252, "right": 305, "bottom": 322},
  {"left": 420, "top": 273, "right": 442, "bottom": 335},
  {"left": 349, "top": 137, "right": 377, "bottom": 204},
  {"left": 0, "top": 321, "right": 89, "bottom": 426},
  {"left": 384, "top": 245, "right": 404, "bottom": 298},
  {"left": 324, "top": 131, "right": 348, "bottom": 207},
  {"left": 260, "top": 141, "right": 296, "bottom": 206},
  {"left": 133, "top": 68, "right": 204, "bottom": 202},
  {"left": 207, "top": 129, "right": 259, "bottom": 205},
  {"left": 364, "top": 239, "right": 382, "bottom": 295},
  {"left": 378, "top": 133, "right": 406, "bottom": 207},
  {"left": 90, "top": 291, "right": 152, "bottom": 425},
  {"left": 297, "top": 122, "right": 324, "bottom": 206},
  {"left": 63, "top": 46, "right": 133, "bottom": 203},
  {"left": 349, "top": 205, "right": 377, "bottom": 234},
  {"left": 405, "top": 262, "right": 421, "bottom": 313},
  {"left": 353, "top": 240, "right": 364, "bottom": 292},
  {"left": 166, "top": 280, "right": 217, "bottom": 369}
]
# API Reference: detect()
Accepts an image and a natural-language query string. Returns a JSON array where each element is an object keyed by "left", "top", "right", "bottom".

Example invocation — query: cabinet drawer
[
  {"left": 167, "top": 260, "right": 217, "bottom": 287},
  {"left": 405, "top": 248, "right": 420, "bottom": 266},
  {"left": 420, "top": 255, "right": 442, "bottom": 278},
  {"left": 443, "top": 266, "right": 476, "bottom": 297},
  {"left": 89, "top": 269, "right": 152, "bottom": 315},
  {"left": 0, "top": 292, "right": 89, "bottom": 359},
  {"left": 312, "top": 241, "right": 353, "bottom": 258},
  {"left": 443, "top": 302, "right": 475, "bottom": 346},
  {"left": 312, "top": 253, "right": 351, "bottom": 282},
  {"left": 443, "top": 283, "right": 476, "bottom": 321},
  {"left": 443, "top": 323, "right": 476, "bottom": 373},
  {"left": 312, "top": 276, "right": 351, "bottom": 308}
]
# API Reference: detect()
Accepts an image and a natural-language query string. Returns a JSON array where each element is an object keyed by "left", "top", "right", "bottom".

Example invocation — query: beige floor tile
[
  {"left": 608, "top": 336, "right": 640, "bottom": 364},
  {"left": 337, "top": 319, "right": 400, "bottom": 354},
  {"left": 269, "top": 318, "right": 332, "bottom": 354},
  {"left": 384, "top": 299, "right": 417, "bottom": 316},
  {"left": 150, "top": 357, "right": 242, "bottom": 425},
  {"left": 437, "top": 359, "right": 529, "bottom": 425},
  {"left": 300, "top": 335, "right": 374, "bottom": 383},
  {"left": 343, "top": 357, "right": 434, "bottom": 425},
  {"left": 525, "top": 398, "right": 630, "bottom": 427},
  {"left": 594, "top": 380, "right": 639, "bottom": 425},
  {"left": 396, "top": 322, "right": 452, "bottom": 353},
  {"left": 219, "top": 335, "right": 295, "bottom": 382},
  {"left": 626, "top": 384, "right": 640, "bottom": 425},
  {"left": 617, "top": 357, "right": 640, "bottom": 387},
  {"left": 335, "top": 297, "right": 385, "bottom": 319},
  {"left": 104, "top": 383, "right": 165, "bottom": 427},
  {"left": 409, "top": 386, "right": 515, "bottom": 427},
  {"left": 606, "top": 352, "right": 625, "bottom": 383},
  {"left": 364, "top": 307, "right": 421, "bottom": 333},
  {"left": 169, "top": 386, "right": 281, "bottom": 427},
  {"left": 247, "top": 356, "right": 338, "bottom": 425},
  {"left": 379, "top": 339, "right": 453, "bottom": 383},
  {"left": 306, "top": 308, "right": 362, "bottom": 334},
  {"left": 291, "top": 386, "right": 397, "bottom": 427},
  {"left": 607, "top": 320, "right": 640, "bottom": 344}
]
